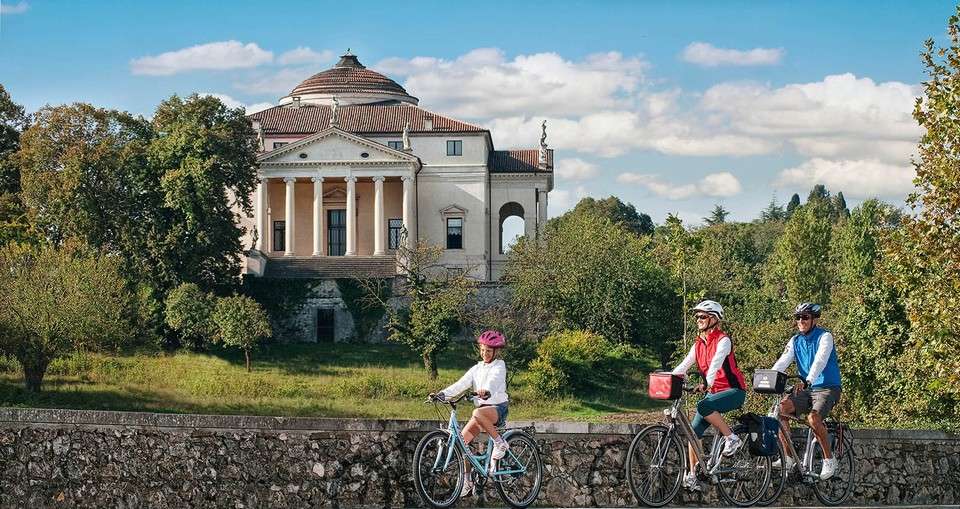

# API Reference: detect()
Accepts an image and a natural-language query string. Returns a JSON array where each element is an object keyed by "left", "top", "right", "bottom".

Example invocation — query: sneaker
[
  {"left": 492, "top": 440, "right": 510, "bottom": 460},
  {"left": 772, "top": 455, "right": 797, "bottom": 471},
  {"left": 820, "top": 457, "right": 838, "bottom": 480},
  {"left": 459, "top": 479, "right": 474, "bottom": 498},
  {"left": 681, "top": 472, "right": 702, "bottom": 492},
  {"left": 722, "top": 435, "right": 743, "bottom": 457}
]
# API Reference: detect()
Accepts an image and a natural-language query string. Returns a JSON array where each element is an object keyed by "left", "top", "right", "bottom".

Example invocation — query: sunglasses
[
  {"left": 694, "top": 314, "right": 712, "bottom": 320},
  {"left": 794, "top": 315, "right": 813, "bottom": 321}
]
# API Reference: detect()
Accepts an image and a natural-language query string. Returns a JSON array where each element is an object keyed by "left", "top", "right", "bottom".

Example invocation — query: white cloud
[
  {"left": 378, "top": 48, "right": 648, "bottom": 118},
  {"left": 237, "top": 67, "right": 312, "bottom": 95},
  {"left": 131, "top": 41, "right": 273, "bottom": 76},
  {"left": 682, "top": 42, "right": 784, "bottom": 67},
  {"left": 1, "top": 1, "right": 28, "bottom": 14},
  {"left": 776, "top": 158, "right": 915, "bottom": 198},
  {"left": 200, "top": 93, "right": 274, "bottom": 114},
  {"left": 700, "top": 73, "right": 921, "bottom": 165},
  {"left": 617, "top": 171, "right": 742, "bottom": 200},
  {"left": 555, "top": 158, "right": 598, "bottom": 181},
  {"left": 548, "top": 185, "right": 589, "bottom": 217},
  {"left": 278, "top": 47, "right": 334, "bottom": 66}
]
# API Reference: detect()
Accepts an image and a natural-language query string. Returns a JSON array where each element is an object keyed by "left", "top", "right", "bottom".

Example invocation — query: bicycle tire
[
  {"left": 493, "top": 431, "right": 543, "bottom": 508},
  {"left": 715, "top": 425, "right": 771, "bottom": 507},
  {"left": 755, "top": 438, "right": 787, "bottom": 506},
  {"left": 413, "top": 430, "right": 465, "bottom": 509},
  {"left": 812, "top": 427, "right": 856, "bottom": 506},
  {"left": 625, "top": 424, "right": 684, "bottom": 507}
]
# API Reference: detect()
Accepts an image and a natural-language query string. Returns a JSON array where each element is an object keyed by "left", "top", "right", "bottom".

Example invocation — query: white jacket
[{"left": 441, "top": 359, "right": 509, "bottom": 406}]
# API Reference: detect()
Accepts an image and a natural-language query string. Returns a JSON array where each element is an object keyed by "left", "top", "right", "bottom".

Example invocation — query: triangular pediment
[
  {"left": 258, "top": 127, "right": 419, "bottom": 165},
  {"left": 439, "top": 204, "right": 469, "bottom": 215},
  {"left": 323, "top": 187, "right": 347, "bottom": 200}
]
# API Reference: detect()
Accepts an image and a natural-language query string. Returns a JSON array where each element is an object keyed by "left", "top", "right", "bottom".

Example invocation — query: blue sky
[{"left": 1, "top": 1, "right": 954, "bottom": 224}]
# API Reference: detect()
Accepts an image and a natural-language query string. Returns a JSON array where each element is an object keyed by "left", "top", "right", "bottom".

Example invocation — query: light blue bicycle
[{"left": 412, "top": 391, "right": 543, "bottom": 508}]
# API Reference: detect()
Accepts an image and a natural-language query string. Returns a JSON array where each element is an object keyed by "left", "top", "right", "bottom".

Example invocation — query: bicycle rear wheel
[
  {"left": 413, "top": 430, "right": 465, "bottom": 509},
  {"left": 625, "top": 424, "right": 684, "bottom": 507},
  {"left": 493, "top": 431, "right": 542, "bottom": 508},
  {"left": 812, "top": 425, "right": 855, "bottom": 506},
  {"left": 715, "top": 426, "right": 771, "bottom": 507},
  {"left": 755, "top": 439, "right": 787, "bottom": 506}
]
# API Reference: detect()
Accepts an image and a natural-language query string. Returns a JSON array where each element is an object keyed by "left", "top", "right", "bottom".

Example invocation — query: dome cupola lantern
[{"left": 279, "top": 51, "right": 418, "bottom": 107}]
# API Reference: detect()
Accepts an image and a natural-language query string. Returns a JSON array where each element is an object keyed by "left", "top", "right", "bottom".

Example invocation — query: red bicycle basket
[{"left": 648, "top": 373, "right": 683, "bottom": 400}]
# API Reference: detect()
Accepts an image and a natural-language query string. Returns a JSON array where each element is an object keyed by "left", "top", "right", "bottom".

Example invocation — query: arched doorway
[{"left": 499, "top": 202, "right": 525, "bottom": 254}]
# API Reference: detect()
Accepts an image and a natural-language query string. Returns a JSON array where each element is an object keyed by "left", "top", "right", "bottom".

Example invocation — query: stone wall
[{"left": 1, "top": 408, "right": 957, "bottom": 508}]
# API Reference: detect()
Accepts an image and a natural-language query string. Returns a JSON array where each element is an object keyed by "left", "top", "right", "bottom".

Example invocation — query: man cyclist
[
  {"left": 671, "top": 300, "right": 748, "bottom": 491},
  {"left": 770, "top": 302, "right": 842, "bottom": 480}
]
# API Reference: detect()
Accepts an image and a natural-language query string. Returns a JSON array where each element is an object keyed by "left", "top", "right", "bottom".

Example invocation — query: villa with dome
[{"left": 241, "top": 52, "right": 554, "bottom": 284}]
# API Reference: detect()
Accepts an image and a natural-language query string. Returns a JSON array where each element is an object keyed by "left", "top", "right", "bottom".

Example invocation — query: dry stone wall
[{"left": 0, "top": 408, "right": 957, "bottom": 508}]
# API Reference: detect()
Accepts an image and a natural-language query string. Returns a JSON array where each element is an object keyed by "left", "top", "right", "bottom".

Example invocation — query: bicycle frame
[
  {"left": 661, "top": 391, "right": 725, "bottom": 476},
  {"left": 432, "top": 402, "right": 527, "bottom": 478},
  {"left": 767, "top": 392, "right": 835, "bottom": 482}
]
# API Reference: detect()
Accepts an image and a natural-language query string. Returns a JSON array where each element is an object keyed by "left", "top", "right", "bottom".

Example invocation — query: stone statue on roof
[
  {"left": 538, "top": 120, "right": 548, "bottom": 168},
  {"left": 329, "top": 96, "right": 339, "bottom": 128},
  {"left": 402, "top": 121, "right": 411, "bottom": 151}
]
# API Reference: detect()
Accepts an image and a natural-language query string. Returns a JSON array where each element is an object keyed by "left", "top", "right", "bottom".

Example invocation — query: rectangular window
[
  {"left": 388, "top": 218, "right": 403, "bottom": 250},
  {"left": 272, "top": 220, "right": 285, "bottom": 251},
  {"left": 446, "top": 217, "right": 463, "bottom": 249},
  {"left": 387, "top": 140, "right": 403, "bottom": 150},
  {"left": 272, "top": 141, "right": 288, "bottom": 150},
  {"left": 446, "top": 140, "right": 463, "bottom": 156}
]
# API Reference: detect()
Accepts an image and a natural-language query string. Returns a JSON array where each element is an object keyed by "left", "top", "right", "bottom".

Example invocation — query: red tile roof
[
  {"left": 287, "top": 53, "right": 416, "bottom": 101},
  {"left": 249, "top": 103, "right": 487, "bottom": 135},
  {"left": 489, "top": 149, "right": 554, "bottom": 173}
]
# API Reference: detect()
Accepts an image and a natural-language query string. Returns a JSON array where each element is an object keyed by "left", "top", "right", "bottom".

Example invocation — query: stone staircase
[{"left": 262, "top": 256, "right": 397, "bottom": 279}]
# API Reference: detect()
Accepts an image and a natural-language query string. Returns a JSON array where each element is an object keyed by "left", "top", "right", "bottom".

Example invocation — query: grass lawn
[{"left": 0, "top": 342, "right": 664, "bottom": 422}]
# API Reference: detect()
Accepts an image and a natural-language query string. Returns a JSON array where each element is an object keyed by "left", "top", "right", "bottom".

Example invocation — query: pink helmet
[{"left": 477, "top": 330, "right": 506, "bottom": 348}]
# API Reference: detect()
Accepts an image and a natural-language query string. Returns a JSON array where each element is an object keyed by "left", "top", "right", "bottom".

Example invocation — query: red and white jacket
[{"left": 672, "top": 328, "right": 747, "bottom": 393}]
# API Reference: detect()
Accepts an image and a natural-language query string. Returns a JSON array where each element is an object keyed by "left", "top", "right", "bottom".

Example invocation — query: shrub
[
  {"left": 527, "top": 330, "right": 639, "bottom": 397},
  {"left": 164, "top": 283, "right": 215, "bottom": 351},
  {"left": 211, "top": 295, "right": 272, "bottom": 372}
]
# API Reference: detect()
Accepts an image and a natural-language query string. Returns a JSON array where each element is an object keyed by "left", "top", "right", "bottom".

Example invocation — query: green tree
[
  {"left": 148, "top": 94, "right": 258, "bottom": 293},
  {"left": 786, "top": 193, "right": 801, "bottom": 217},
  {"left": 0, "top": 84, "right": 28, "bottom": 195},
  {"left": 704, "top": 204, "right": 730, "bottom": 226},
  {"left": 831, "top": 200, "right": 910, "bottom": 425},
  {"left": 211, "top": 294, "right": 272, "bottom": 372},
  {"left": 883, "top": 11, "right": 960, "bottom": 424},
  {"left": 505, "top": 212, "right": 679, "bottom": 366},
  {"left": 164, "top": 283, "right": 216, "bottom": 351},
  {"left": 556, "top": 196, "right": 654, "bottom": 236},
  {"left": 368, "top": 233, "right": 476, "bottom": 379},
  {"left": 0, "top": 242, "right": 135, "bottom": 391},
  {"left": 765, "top": 200, "right": 833, "bottom": 306},
  {"left": 759, "top": 197, "right": 787, "bottom": 223}
]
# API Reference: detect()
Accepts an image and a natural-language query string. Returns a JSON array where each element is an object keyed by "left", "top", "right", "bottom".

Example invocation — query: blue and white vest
[{"left": 793, "top": 327, "right": 842, "bottom": 389}]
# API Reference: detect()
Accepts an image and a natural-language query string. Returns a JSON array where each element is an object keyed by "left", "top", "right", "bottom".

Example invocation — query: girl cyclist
[
  {"left": 431, "top": 330, "right": 509, "bottom": 498},
  {"left": 671, "top": 300, "right": 748, "bottom": 491}
]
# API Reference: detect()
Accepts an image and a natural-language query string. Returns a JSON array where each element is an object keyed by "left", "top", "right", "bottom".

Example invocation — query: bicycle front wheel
[
  {"left": 625, "top": 424, "right": 684, "bottom": 507},
  {"left": 812, "top": 427, "right": 855, "bottom": 506},
  {"left": 493, "top": 431, "right": 543, "bottom": 508},
  {"left": 715, "top": 426, "right": 771, "bottom": 507},
  {"left": 756, "top": 438, "right": 787, "bottom": 506},
  {"left": 413, "top": 430, "right": 465, "bottom": 509}
]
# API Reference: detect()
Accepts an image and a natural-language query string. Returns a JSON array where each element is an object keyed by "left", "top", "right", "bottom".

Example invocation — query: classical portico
[{"left": 251, "top": 127, "right": 420, "bottom": 261}]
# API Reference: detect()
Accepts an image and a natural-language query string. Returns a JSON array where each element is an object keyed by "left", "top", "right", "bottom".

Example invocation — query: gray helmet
[{"left": 793, "top": 302, "right": 822, "bottom": 318}]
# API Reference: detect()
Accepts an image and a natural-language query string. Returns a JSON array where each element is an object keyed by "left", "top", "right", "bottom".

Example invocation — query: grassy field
[{"left": 0, "top": 342, "right": 663, "bottom": 422}]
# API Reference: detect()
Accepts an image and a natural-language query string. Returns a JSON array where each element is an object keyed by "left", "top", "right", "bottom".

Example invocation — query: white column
[
  {"left": 345, "top": 176, "right": 357, "bottom": 256},
  {"left": 401, "top": 175, "right": 414, "bottom": 248},
  {"left": 284, "top": 177, "right": 296, "bottom": 256},
  {"left": 312, "top": 176, "right": 324, "bottom": 256},
  {"left": 254, "top": 178, "right": 267, "bottom": 252},
  {"left": 373, "top": 176, "right": 385, "bottom": 255}
]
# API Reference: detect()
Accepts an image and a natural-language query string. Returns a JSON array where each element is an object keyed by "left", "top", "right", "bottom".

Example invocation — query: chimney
[
  {"left": 292, "top": 96, "right": 301, "bottom": 108},
  {"left": 424, "top": 116, "right": 433, "bottom": 131}
]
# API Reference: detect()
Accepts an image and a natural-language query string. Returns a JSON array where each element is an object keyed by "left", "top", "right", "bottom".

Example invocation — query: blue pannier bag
[{"left": 739, "top": 413, "right": 779, "bottom": 457}]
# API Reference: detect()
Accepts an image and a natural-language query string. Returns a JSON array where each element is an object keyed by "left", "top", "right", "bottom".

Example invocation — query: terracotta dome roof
[{"left": 287, "top": 53, "right": 414, "bottom": 101}]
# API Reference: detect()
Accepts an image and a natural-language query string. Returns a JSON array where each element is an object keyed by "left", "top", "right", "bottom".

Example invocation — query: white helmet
[{"left": 692, "top": 300, "right": 724, "bottom": 320}]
